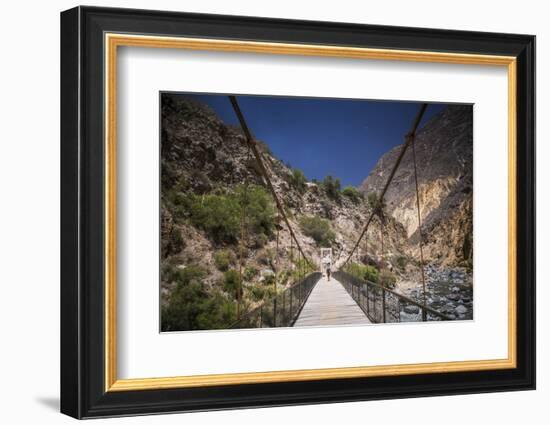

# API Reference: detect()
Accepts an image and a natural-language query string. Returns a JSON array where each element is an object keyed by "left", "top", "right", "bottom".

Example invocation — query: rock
[
  {"left": 446, "top": 294, "right": 460, "bottom": 301},
  {"left": 455, "top": 305, "right": 468, "bottom": 314},
  {"left": 404, "top": 305, "right": 420, "bottom": 314},
  {"left": 261, "top": 269, "right": 275, "bottom": 276},
  {"left": 400, "top": 312, "right": 419, "bottom": 322},
  {"left": 451, "top": 286, "right": 460, "bottom": 293}
]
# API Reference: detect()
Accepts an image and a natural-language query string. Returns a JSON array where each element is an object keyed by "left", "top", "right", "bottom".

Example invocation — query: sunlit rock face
[{"left": 360, "top": 105, "right": 473, "bottom": 267}]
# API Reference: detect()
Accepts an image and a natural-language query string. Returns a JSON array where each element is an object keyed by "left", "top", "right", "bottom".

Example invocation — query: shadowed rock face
[{"left": 360, "top": 105, "right": 473, "bottom": 267}]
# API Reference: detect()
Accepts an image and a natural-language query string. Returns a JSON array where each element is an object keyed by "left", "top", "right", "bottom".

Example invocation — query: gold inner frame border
[{"left": 104, "top": 33, "right": 517, "bottom": 392}]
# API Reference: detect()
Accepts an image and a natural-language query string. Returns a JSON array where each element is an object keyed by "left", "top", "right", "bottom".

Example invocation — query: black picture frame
[{"left": 61, "top": 5, "right": 535, "bottom": 419}]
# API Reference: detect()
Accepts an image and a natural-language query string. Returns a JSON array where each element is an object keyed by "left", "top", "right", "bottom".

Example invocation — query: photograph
[
  {"left": 57, "top": 5, "right": 535, "bottom": 419},
  {"left": 160, "top": 93, "right": 473, "bottom": 332}
]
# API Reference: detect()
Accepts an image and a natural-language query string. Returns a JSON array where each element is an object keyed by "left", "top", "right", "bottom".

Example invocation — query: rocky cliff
[{"left": 360, "top": 105, "right": 473, "bottom": 268}]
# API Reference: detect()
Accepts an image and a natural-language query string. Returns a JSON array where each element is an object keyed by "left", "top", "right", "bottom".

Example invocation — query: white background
[
  {"left": 118, "top": 48, "right": 508, "bottom": 379},
  {"left": 0, "top": 0, "right": 545, "bottom": 424}
]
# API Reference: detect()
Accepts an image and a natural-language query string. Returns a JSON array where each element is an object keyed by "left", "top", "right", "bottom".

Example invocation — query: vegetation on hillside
[
  {"left": 342, "top": 185, "right": 363, "bottom": 203},
  {"left": 161, "top": 264, "right": 238, "bottom": 331},
  {"left": 286, "top": 168, "right": 308, "bottom": 193},
  {"left": 321, "top": 175, "right": 341, "bottom": 201},
  {"left": 298, "top": 215, "right": 336, "bottom": 247},
  {"left": 164, "top": 184, "right": 276, "bottom": 245},
  {"left": 343, "top": 262, "right": 397, "bottom": 289},
  {"left": 214, "top": 249, "right": 236, "bottom": 271},
  {"left": 344, "top": 262, "right": 379, "bottom": 284}
]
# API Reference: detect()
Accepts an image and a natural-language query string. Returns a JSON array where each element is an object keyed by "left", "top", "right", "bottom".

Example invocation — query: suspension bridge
[{"left": 227, "top": 96, "right": 451, "bottom": 329}]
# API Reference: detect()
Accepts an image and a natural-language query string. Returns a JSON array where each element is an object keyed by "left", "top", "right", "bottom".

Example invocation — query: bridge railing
[
  {"left": 333, "top": 271, "right": 451, "bottom": 323},
  {"left": 230, "top": 272, "right": 322, "bottom": 329}
]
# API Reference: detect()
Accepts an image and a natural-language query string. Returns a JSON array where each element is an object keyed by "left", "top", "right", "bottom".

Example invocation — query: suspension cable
[
  {"left": 380, "top": 216, "right": 385, "bottom": 272},
  {"left": 411, "top": 134, "right": 427, "bottom": 313},
  {"left": 237, "top": 145, "right": 252, "bottom": 319},
  {"left": 229, "top": 96, "right": 313, "bottom": 269},
  {"left": 275, "top": 212, "right": 280, "bottom": 294}
]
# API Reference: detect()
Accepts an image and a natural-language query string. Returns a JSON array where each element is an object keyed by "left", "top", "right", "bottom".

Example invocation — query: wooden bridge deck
[{"left": 293, "top": 276, "right": 371, "bottom": 327}]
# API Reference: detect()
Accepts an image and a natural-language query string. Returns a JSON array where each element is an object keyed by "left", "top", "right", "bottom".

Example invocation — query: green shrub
[
  {"left": 322, "top": 175, "right": 341, "bottom": 201},
  {"left": 168, "top": 228, "right": 184, "bottom": 254},
  {"left": 344, "top": 263, "right": 379, "bottom": 283},
  {"left": 379, "top": 269, "right": 397, "bottom": 288},
  {"left": 249, "top": 284, "right": 276, "bottom": 302},
  {"left": 342, "top": 186, "right": 363, "bottom": 203},
  {"left": 286, "top": 168, "right": 308, "bottom": 193},
  {"left": 188, "top": 193, "right": 241, "bottom": 243},
  {"left": 298, "top": 215, "right": 336, "bottom": 246},
  {"left": 164, "top": 190, "right": 191, "bottom": 223},
  {"left": 223, "top": 269, "right": 241, "bottom": 298},
  {"left": 277, "top": 269, "right": 291, "bottom": 286},
  {"left": 182, "top": 185, "right": 276, "bottom": 244},
  {"left": 244, "top": 266, "right": 258, "bottom": 282},
  {"left": 160, "top": 264, "right": 238, "bottom": 331},
  {"left": 161, "top": 264, "right": 206, "bottom": 286},
  {"left": 194, "top": 292, "right": 237, "bottom": 330},
  {"left": 161, "top": 280, "right": 206, "bottom": 331},
  {"left": 364, "top": 265, "right": 379, "bottom": 283},
  {"left": 161, "top": 283, "right": 237, "bottom": 331},
  {"left": 235, "top": 185, "right": 276, "bottom": 241},
  {"left": 249, "top": 285, "right": 266, "bottom": 301},
  {"left": 214, "top": 249, "right": 236, "bottom": 271}
]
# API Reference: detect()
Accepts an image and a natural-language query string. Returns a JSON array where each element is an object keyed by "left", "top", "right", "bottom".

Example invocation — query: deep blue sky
[{"left": 183, "top": 93, "right": 447, "bottom": 187}]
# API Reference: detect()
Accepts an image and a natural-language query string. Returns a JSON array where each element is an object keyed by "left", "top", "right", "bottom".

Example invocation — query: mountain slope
[{"left": 360, "top": 105, "right": 473, "bottom": 267}]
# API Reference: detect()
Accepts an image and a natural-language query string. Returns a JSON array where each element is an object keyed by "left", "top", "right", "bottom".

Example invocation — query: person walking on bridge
[{"left": 326, "top": 266, "right": 331, "bottom": 281}]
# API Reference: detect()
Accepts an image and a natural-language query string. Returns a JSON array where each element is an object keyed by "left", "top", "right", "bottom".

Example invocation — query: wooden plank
[{"left": 293, "top": 276, "right": 371, "bottom": 327}]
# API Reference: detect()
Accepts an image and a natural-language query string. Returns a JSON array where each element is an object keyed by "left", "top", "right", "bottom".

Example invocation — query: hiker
[{"left": 326, "top": 266, "right": 331, "bottom": 281}]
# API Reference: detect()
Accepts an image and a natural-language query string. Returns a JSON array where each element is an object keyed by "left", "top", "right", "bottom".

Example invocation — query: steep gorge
[{"left": 160, "top": 95, "right": 474, "bottom": 330}]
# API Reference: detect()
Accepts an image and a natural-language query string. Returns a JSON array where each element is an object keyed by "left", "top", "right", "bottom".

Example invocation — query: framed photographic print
[{"left": 60, "top": 6, "right": 535, "bottom": 419}]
